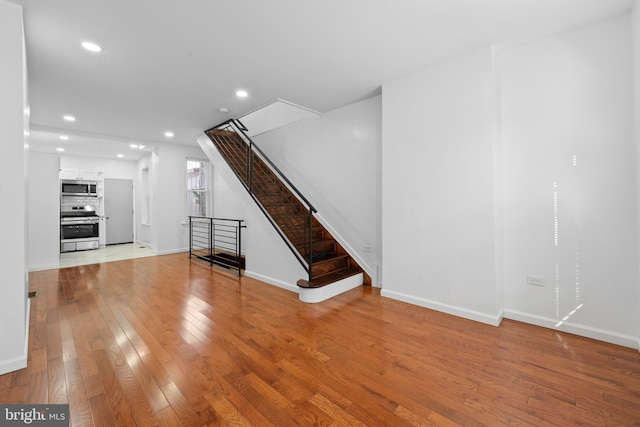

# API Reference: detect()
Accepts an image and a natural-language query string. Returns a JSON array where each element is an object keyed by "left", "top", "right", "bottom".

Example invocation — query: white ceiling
[{"left": 9, "top": 0, "right": 635, "bottom": 160}]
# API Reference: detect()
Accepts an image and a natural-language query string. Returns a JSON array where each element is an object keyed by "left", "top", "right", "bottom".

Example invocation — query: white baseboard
[
  {"left": 0, "top": 299, "right": 30, "bottom": 376},
  {"left": 244, "top": 270, "right": 299, "bottom": 293},
  {"left": 28, "top": 261, "right": 60, "bottom": 272},
  {"left": 503, "top": 309, "right": 639, "bottom": 350},
  {"left": 380, "top": 289, "right": 503, "bottom": 326},
  {"left": 299, "top": 273, "right": 363, "bottom": 303},
  {"left": 154, "top": 247, "right": 189, "bottom": 256}
]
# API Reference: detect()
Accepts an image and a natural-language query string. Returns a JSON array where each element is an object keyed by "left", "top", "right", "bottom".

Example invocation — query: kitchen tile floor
[{"left": 58, "top": 243, "right": 156, "bottom": 268}]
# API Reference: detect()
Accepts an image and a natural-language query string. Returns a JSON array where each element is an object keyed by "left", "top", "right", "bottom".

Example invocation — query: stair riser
[
  {"left": 312, "top": 257, "right": 349, "bottom": 279},
  {"left": 290, "top": 228, "right": 324, "bottom": 242}
]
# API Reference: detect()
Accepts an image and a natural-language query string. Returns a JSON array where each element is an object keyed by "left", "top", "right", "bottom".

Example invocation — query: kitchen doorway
[{"left": 104, "top": 178, "right": 134, "bottom": 245}]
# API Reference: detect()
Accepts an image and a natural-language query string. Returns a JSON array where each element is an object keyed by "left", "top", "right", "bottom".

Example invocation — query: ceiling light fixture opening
[
  {"left": 117, "top": 154, "right": 124, "bottom": 158},
  {"left": 56, "top": 147, "right": 65, "bottom": 152},
  {"left": 63, "top": 115, "right": 76, "bottom": 122},
  {"left": 59, "top": 135, "right": 69, "bottom": 140},
  {"left": 130, "top": 144, "right": 138, "bottom": 148},
  {"left": 236, "top": 90, "right": 248, "bottom": 98},
  {"left": 81, "top": 41, "right": 102, "bottom": 52},
  {"left": 164, "top": 131, "right": 174, "bottom": 138}
]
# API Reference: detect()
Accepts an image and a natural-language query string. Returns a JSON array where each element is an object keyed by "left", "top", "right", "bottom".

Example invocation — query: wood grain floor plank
[
  {"left": 203, "top": 391, "right": 254, "bottom": 427},
  {"left": 99, "top": 325, "right": 163, "bottom": 425},
  {"left": 67, "top": 302, "right": 99, "bottom": 379},
  {"left": 1, "top": 253, "right": 638, "bottom": 426},
  {"left": 162, "top": 380, "right": 219, "bottom": 426},
  {"left": 46, "top": 357, "right": 68, "bottom": 404},
  {"left": 7, "top": 385, "right": 28, "bottom": 404},
  {"left": 64, "top": 358, "right": 93, "bottom": 426},
  {"left": 92, "top": 347, "right": 138, "bottom": 426},
  {"left": 88, "top": 393, "right": 118, "bottom": 427},
  {"left": 154, "top": 404, "right": 183, "bottom": 426},
  {"left": 26, "top": 370, "right": 48, "bottom": 404},
  {"left": 46, "top": 307, "right": 63, "bottom": 361},
  {"left": 309, "top": 393, "right": 367, "bottom": 427}
]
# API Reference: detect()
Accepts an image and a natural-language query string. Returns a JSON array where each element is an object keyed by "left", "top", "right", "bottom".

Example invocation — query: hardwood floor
[{"left": 2, "top": 253, "right": 639, "bottom": 426}]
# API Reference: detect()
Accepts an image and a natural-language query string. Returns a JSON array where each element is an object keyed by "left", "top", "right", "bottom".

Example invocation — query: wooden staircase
[{"left": 204, "top": 124, "right": 367, "bottom": 291}]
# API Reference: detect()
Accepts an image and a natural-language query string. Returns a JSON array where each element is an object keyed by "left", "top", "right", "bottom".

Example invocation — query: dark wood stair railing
[{"left": 205, "top": 120, "right": 368, "bottom": 289}]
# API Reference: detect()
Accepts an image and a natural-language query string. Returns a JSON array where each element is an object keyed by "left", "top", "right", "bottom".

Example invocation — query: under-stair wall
[
  {"left": 204, "top": 123, "right": 366, "bottom": 289},
  {"left": 198, "top": 133, "right": 308, "bottom": 292},
  {"left": 248, "top": 96, "right": 381, "bottom": 286}
]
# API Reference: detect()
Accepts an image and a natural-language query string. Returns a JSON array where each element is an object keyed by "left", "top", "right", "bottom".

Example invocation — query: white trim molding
[
  {"left": 0, "top": 299, "right": 30, "bottom": 375},
  {"left": 298, "top": 273, "right": 363, "bottom": 304},
  {"left": 503, "top": 309, "right": 639, "bottom": 350},
  {"left": 244, "top": 270, "right": 299, "bottom": 293},
  {"left": 381, "top": 289, "right": 503, "bottom": 326}
]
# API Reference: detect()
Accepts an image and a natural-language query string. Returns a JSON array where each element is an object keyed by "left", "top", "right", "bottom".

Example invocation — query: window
[{"left": 186, "top": 158, "right": 209, "bottom": 217}]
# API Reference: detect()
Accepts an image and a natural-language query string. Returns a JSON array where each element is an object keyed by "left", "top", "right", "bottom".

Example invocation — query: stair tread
[
  {"left": 297, "top": 267, "right": 363, "bottom": 288},
  {"left": 311, "top": 253, "right": 347, "bottom": 264},
  {"left": 297, "top": 238, "right": 335, "bottom": 246}
]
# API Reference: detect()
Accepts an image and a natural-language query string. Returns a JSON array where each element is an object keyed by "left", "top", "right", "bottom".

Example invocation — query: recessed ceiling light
[
  {"left": 164, "top": 131, "right": 174, "bottom": 138},
  {"left": 63, "top": 115, "right": 76, "bottom": 122},
  {"left": 117, "top": 154, "right": 124, "bottom": 158},
  {"left": 236, "top": 90, "right": 248, "bottom": 98},
  {"left": 81, "top": 41, "right": 102, "bottom": 52},
  {"left": 130, "top": 144, "right": 138, "bottom": 148},
  {"left": 138, "top": 145, "right": 146, "bottom": 150},
  {"left": 59, "top": 135, "right": 69, "bottom": 140},
  {"left": 56, "top": 147, "right": 65, "bottom": 152}
]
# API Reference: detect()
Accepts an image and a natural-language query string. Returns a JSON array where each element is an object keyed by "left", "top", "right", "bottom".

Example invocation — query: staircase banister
[
  {"left": 209, "top": 119, "right": 318, "bottom": 214},
  {"left": 189, "top": 215, "right": 246, "bottom": 225}
]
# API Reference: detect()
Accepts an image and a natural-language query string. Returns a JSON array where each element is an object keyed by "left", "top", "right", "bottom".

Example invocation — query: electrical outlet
[{"left": 527, "top": 275, "right": 545, "bottom": 287}]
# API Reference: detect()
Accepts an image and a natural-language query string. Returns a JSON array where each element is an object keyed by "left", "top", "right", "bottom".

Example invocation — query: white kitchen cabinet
[{"left": 59, "top": 168, "right": 99, "bottom": 180}]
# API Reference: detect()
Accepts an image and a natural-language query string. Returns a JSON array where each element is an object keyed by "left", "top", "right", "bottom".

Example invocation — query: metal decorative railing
[
  {"left": 189, "top": 216, "right": 246, "bottom": 276},
  {"left": 205, "top": 119, "right": 316, "bottom": 282}
]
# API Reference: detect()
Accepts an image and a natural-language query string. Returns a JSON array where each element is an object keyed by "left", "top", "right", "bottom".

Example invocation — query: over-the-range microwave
[{"left": 61, "top": 179, "right": 98, "bottom": 197}]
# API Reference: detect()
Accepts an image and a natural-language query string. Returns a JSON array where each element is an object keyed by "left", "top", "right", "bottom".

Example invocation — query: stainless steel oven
[{"left": 60, "top": 206, "right": 100, "bottom": 252}]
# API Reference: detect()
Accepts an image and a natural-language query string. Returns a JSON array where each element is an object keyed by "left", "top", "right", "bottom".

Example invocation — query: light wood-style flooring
[
  {"left": 2, "top": 253, "right": 640, "bottom": 426},
  {"left": 58, "top": 243, "right": 156, "bottom": 269}
]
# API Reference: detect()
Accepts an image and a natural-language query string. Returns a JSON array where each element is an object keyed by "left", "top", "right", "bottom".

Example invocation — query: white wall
[
  {"left": 147, "top": 142, "right": 209, "bottom": 254},
  {"left": 381, "top": 47, "right": 500, "bottom": 324},
  {"left": 28, "top": 152, "right": 59, "bottom": 270},
  {"left": 632, "top": 0, "right": 640, "bottom": 350},
  {"left": 211, "top": 163, "right": 246, "bottom": 220},
  {"left": 0, "top": 0, "right": 29, "bottom": 375},
  {"left": 499, "top": 14, "right": 638, "bottom": 347},
  {"left": 136, "top": 154, "right": 152, "bottom": 246},
  {"left": 254, "top": 96, "right": 382, "bottom": 284},
  {"left": 379, "top": 13, "right": 639, "bottom": 348}
]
